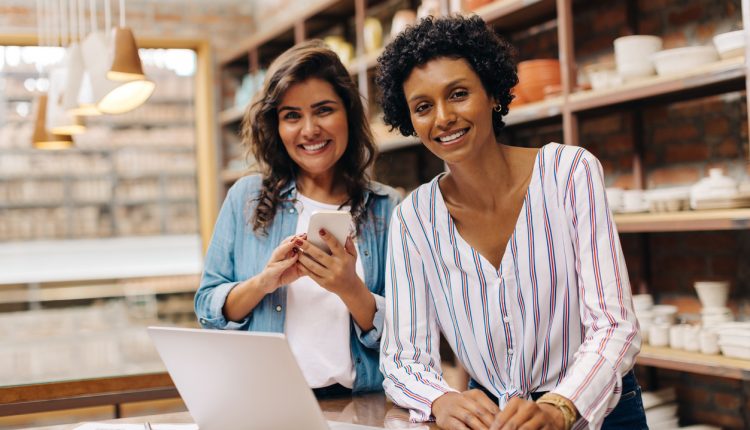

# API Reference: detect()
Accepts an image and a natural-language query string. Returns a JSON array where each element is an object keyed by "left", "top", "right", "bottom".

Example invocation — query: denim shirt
[{"left": 195, "top": 174, "right": 401, "bottom": 393}]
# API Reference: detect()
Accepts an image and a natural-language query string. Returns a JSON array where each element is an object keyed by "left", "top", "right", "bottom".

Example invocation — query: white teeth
[
  {"left": 302, "top": 141, "right": 328, "bottom": 151},
  {"left": 437, "top": 129, "right": 467, "bottom": 143}
]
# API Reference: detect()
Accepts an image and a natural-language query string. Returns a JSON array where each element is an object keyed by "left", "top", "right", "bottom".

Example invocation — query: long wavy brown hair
[{"left": 241, "top": 40, "right": 376, "bottom": 235}]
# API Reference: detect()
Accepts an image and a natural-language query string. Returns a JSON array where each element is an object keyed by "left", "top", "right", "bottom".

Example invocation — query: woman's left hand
[
  {"left": 489, "top": 398, "right": 565, "bottom": 430},
  {"left": 294, "top": 229, "right": 376, "bottom": 330},
  {"left": 294, "top": 229, "right": 362, "bottom": 298}
]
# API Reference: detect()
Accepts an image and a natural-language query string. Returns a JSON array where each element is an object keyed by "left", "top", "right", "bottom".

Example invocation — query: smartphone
[{"left": 307, "top": 210, "right": 352, "bottom": 254}]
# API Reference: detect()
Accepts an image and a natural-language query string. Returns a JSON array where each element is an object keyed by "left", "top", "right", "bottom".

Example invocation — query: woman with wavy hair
[
  {"left": 377, "top": 15, "right": 644, "bottom": 430},
  {"left": 195, "top": 40, "right": 401, "bottom": 395}
]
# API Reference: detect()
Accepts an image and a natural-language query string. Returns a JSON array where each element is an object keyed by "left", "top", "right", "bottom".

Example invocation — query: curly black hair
[{"left": 376, "top": 15, "right": 518, "bottom": 137}]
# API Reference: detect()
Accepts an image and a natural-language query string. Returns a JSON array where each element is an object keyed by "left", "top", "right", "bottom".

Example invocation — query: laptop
[{"left": 147, "top": 326, "right": 385, "bottom": 430}]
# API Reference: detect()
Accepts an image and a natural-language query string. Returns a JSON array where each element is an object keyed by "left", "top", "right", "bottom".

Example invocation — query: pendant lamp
[
  {"left": 47, "top": 64, "right": 86, "bottom": 134},
  {"left": 33, "top": 94, "right": 75, "bottom": 149},
  {"left": 64, "top": 0, "right": 100, "bottom": 116},
  {"left": 32, "top": 0, "right": 74, "bottom": 149},
  {"left": 46, "top": 0, "right": 86, "bottom": 134},
  {"left": 105, "top": 0, "right": 154, "bottom": 104}
]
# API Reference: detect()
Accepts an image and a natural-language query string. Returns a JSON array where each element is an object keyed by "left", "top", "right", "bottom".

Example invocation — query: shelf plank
[
  {"left": 638, "top": 345, "right": 750, "bottom": 380},
  {"left": 219, "top": 105, "right": 246, "bottom": 125},
  {"left": 505, "top": 96, "right": 563, "bottom": 126},
  {"left": 0, "top": 235, "right": 203, "bottom": 285},
  {"left": 569, "top": 56, "right": 745, "bottom": 113},
  {"left": 614, "top": 208, "right": 750, "bottom": 233},
  {"left": 469, "top": 0, "right": 557, "bottom": 30},
  {"left": 0, "top": 276, "right": 199, "bottom": 305}
]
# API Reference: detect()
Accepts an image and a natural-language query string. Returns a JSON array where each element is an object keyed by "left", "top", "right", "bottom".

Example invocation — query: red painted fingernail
[
  {"left": 295, "top": 240, "right": 303, "bottom": 246},
  {"left": 319, "top": 229, "right": 326, "bottom": 236}
]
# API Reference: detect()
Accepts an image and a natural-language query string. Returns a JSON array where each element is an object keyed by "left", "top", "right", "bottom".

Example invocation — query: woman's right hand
[
  {"left": 431, "top": 390, "right": 499, "bottom": 430},
  {"left": 255, "top": 235, "right": 304, "bottom": 293},
  {"left": 224, "top": 235, "right": 303, "bottom": 322}
]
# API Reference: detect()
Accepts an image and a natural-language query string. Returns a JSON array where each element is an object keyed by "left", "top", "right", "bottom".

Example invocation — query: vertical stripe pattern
[{"left": 381, "top": 143, "right": 641, "bottom": 428}]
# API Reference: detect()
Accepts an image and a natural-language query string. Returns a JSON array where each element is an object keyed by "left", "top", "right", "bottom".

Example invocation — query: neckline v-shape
[{"left": 434, "top": 146, "right": 543, "bottom": 274}]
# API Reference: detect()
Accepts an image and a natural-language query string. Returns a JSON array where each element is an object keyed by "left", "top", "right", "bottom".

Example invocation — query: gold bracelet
[{"left": 536, "top": 393, "right": 578, "bottom": 430}]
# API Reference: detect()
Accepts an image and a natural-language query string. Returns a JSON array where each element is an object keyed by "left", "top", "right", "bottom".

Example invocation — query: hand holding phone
[{"left": 307, "top": 210, "right": 352, "bottom": 254}]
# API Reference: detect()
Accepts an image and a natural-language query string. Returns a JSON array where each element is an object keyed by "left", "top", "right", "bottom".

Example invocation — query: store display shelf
[
  {"left": 0, "top": 279, "right": 198, "bottom": 305},
  {"left": 0, "top": 235, "right": 203, "bottom": 285},
  {"left": 347, "top": 48, "right": 382, "bottom": 75},
  {"left": 638, "top": 345, "right": 750, "bottom": 381},
  {"left": 0, "top": 173, "right": 111, "bottom": 181},
  {"left": 219, "top": 104, "right": 245, "bottom": 125},
  {"left": 568, "top": 56, "right": 745, "bottom": 113},
  {"left": 219, "top": 0, "right": 344, "bottom": 65},
  {"left": 0, "top": 200, "right": 112, "bottom": 209},
  {"left": 115, "top": 197, "right": 196, "bottom": 206},
  {"left": 469, "top": 0, "right": 557, "bottom": 30},
  {"left": 221, "top": 169, "right": 249, "bottom": 183},
  {"left": 118, "top": 171, "right": 196, "bottom": 179},
  {"left": 87, "top": 119, "right": 195, "bottom": 128},
  {"left": 1, "top": 145, "right": 195, "bottom": 154},
  {"left": 614, "top": 208, "right": 750, "bottom": 233},
  {"left": 505, "top": 96, "right": 563, "bottom": 126}
]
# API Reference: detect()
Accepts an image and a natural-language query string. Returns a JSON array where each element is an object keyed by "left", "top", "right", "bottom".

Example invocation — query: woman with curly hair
[
  {"left": 377, "top": 15, "right": 645, "bottom": 430},
  {"left": 195, "top": 40, "right": 401, "bottom": 395}
]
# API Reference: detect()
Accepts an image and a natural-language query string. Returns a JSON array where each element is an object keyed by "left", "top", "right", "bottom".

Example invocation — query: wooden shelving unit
[
  {"left": 505, "top": 96, "right": 563, "bottom": 126},
  {"left": 568, "top": 56, "right": 746, "bottom": 113},
  {"left": 615, "top": 209, "right": 750, "bottom": 233},
  {"left": 638, "top": 345, "right": 750, "bottom": 381}
]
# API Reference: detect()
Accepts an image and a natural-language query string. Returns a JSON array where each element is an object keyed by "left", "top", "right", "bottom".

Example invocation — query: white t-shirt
[{"left": 285, "top": 192, "right": 363, "bottom": 389}]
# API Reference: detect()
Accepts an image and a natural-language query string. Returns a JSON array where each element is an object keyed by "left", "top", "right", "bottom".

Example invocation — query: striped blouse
[{"left": 380, "top": 143, "right": 641, "bottom": 429}]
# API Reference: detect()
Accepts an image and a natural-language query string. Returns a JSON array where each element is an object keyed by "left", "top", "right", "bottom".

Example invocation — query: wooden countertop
[{"left": 21, "top": 392, "right": 438, "bottom": 429}]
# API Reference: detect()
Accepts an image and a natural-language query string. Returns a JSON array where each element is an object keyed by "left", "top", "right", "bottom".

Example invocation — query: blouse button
[
  {"left": 289, "top": 208, "right": 295, "bottom": 214},
  {"left": 503, "top": 316, "right": 511, "bottom": 323},
  {"left": 508, "top": 348, "right": 514, "bottom": 354},
  {"left": 275, "top": 305, "right": 282, "bottom": 312}
]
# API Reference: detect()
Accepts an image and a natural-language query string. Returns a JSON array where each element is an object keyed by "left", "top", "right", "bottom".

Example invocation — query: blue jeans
[{"left": 469, "top": 370, "right": 649, "bottom": 429}]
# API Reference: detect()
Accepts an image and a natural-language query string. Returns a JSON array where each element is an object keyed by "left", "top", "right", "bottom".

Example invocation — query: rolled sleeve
[
  {"left": 197, "top": 281, "right": 249, "bottom": 330},
  {"left": 354, "top": 292, "right": 385, "bottom": 349},
  {"left": 194, "top": 181, "right": 251, "bottom": 331}
]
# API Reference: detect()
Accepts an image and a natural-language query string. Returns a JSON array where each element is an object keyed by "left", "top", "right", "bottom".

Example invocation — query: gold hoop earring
[{"left": 493, "top": 104, "right": 502, "bottom": 112}]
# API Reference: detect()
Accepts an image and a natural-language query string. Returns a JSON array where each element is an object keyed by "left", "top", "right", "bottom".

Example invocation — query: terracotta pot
[{"left": 516, "top": 59, "right": 561, "bottom": 103}]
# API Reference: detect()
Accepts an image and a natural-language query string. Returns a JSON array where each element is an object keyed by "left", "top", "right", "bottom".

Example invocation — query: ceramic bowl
[
  {"left": 614, "top": 35, "right": 662, "bottom": 81},
  {"left": 694, "top": 281, "right": 729, "bottom": 308},
  {"left": 651, "top": 46, "right": 719, "bottom": 76},
  {"left": 713, "top": 30, "right": 745, "bottom": 59}
]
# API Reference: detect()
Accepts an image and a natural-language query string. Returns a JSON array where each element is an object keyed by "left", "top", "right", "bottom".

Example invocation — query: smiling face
[
  {"left": 277, "top": 78, "right": 349, "bottom": 178},
  {"left": 402, "top": 57, "right": 497, "bottom": 164}
]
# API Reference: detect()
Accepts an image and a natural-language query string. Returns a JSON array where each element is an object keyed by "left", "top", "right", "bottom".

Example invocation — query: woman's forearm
[{"left": 223, "top": 275, "right": 273, "bottom": 322}]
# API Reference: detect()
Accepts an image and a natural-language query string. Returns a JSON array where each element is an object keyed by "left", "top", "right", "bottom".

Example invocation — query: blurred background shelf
[
  {"left": 638, "top": 345, "right": 750, "bottom": 381},
  {"left": 614, "top": 209, "right": 750, "bottom": 233}
]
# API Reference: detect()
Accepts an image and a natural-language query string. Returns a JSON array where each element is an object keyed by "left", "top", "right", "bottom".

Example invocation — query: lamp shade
[
  {"left": 32, "top": 94, "right": 75, "bottom": 150},
  {"left": 97, "top": 78, "right": 155, "bottom": 114},
  {"left": 46, "top": 65, "right": 86, "bottom": 135},
  {"left": 81, "top": 30, "right": 154, "bottom": 114},
  {"left": 63, "top": 42, "right": 101, "bottom": 116},
  {"left": 107, "top": 27, "right": 145, "bottom": 81}
]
